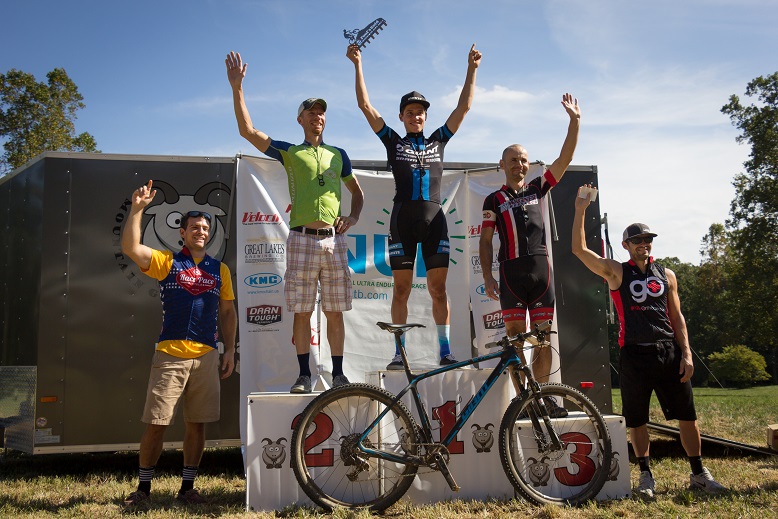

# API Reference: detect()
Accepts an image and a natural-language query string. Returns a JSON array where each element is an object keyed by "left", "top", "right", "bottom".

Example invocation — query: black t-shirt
[
  {"left": 611, "top": 259, "right": 676, "bottom": 347},
  {"left": 376, "top": 123, "right": 453, "bottom": 204}
]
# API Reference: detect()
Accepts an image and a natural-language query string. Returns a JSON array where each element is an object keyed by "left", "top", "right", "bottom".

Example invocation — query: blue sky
[{"left": 3, "top": 0, "right": 776, "bottom": 263}]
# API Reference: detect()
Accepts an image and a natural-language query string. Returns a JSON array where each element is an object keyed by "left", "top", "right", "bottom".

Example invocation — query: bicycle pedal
[{"left": 343, "top": 18, "right": 388, "bottom": 49}]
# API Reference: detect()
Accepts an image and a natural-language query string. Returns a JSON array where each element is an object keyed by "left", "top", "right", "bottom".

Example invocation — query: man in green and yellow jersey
[{"left": 226, "top": 51, "right": 364, "bottom": 394}]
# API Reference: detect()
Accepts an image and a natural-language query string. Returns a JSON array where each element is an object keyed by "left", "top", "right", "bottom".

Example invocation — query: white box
[{"left": 245, "top": 371, "right": 629, "bottom": 511}]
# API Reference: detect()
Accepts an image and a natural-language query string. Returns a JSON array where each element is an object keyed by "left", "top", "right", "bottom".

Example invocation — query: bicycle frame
[{"left": 357, "top": 341, "right": 533, "bottom": 465}]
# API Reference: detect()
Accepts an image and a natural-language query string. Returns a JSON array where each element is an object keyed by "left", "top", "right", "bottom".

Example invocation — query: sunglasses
[
  {"left": 627, "top": 236, "right": 653, "bottom": 245},
  {"left": 181, "top": 210, "right": 212, "bottom": 228}
]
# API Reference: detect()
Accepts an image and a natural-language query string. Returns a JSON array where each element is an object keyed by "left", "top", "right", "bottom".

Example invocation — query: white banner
[{"left": 235, "top": 156, "right": 561, "bottom": 446}]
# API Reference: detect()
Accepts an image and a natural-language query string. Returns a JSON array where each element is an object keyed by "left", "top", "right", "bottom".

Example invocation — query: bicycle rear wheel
[
  {"left": 499, "top": 383, "right": 612, "bottom": 506},
  {"left": 290, "top": 383, "right": 420, "bottom": 511}
]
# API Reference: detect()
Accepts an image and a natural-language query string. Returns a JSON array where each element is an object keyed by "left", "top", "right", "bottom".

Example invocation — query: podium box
[{"left": 246, "top": 370, "right": 629, "bottom": 511}]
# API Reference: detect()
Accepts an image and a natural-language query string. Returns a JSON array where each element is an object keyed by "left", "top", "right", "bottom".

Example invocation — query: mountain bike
[{"left": 290, "top": 321, "right": 612, "bottom": 511}]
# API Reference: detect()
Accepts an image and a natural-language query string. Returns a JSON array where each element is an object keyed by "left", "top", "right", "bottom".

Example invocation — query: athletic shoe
[
  {"left": 176, "top": 488, "right": 207, "bottom": 505},
  {"left": 386, "top": 354, "right": 404, "bottom": 370},
  {"left": 122, "top": 490, "right": 149, "bottom": 507},
  {"left": 290, "top": 375, "right": 312, "bottom": 394},
  {"left": 332, "top": 374, "right": 350, "bottom": 387},
  {"left": 689, "top": 467, "right": 727, "bottom": 494},
  {"left": 544, "top": 397, "right": 569, "bottom": 418},
  {"left": 635, "top": 470, "right": 656, "bottom": 499},
  {"left": 439, "top": 354, "right": 458, "bottom": 366}
]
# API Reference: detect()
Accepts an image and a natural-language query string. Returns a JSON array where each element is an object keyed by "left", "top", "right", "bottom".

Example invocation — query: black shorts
[
  {"left": 499, "top": 255, "right": 555, "bottom": 323},
  {"left": 388, "top": 200, "right": 449, "bottom": 271},
  {"left": 619, "top": 340, "right": 697, "bottom": 428}
]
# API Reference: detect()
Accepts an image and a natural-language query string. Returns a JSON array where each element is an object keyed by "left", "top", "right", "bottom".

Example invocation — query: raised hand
[
  {"left": 225, "top": 51, "right": 247, "bottom": 88},
  {"left": 469, "top": 43, "right": 482, "bottom": 69},
  {"left": 346, "top": 43, "right": 362, "bottom": 65},
  {"left": 575, "top": 184, "right": 597, "bottom": 211},
  {"left": 132, "top": 180, "right": 156, "bottom": 209},
  {"left": 561, "top": 93, "right": 581, "bottom": 120}
]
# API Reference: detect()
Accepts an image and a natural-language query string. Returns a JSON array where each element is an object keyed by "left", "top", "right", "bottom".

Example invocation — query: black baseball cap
[
  {"left": 622, "top": 223, "right": 658, "bottom": 241},
  {"left": 298, "top": 98, "right": 327, "bottom": 116},
  {"left": 399, "top": 91, "right": 430, "bottom": 113}
]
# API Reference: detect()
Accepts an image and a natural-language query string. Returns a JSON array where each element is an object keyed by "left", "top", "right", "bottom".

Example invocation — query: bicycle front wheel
[
  {"left": 499, "top": 383, "right": 612, "bottom": 506},
  {"left": 290, "top": 383, "right": 420, "bottom": 511}
]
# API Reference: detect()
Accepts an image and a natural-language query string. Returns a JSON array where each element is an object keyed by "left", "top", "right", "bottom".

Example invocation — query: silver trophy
[{"left": 344, "top": 18, "right": 388, "bottom": 50}]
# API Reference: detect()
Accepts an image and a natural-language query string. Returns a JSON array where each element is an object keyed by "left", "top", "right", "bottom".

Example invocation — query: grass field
[{"left": 1, "top": 386, "right": 776, "bottom": 518}]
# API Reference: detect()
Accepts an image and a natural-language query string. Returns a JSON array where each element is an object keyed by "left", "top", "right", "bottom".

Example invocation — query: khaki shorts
[
  {"left": 285, "top": 231, "right": 352, "bottom": 313},
  {"left": 141, "top": 349, "right": 220, "bottom": 425}
]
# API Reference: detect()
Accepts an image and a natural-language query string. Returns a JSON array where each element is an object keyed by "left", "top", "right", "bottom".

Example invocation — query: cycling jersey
[
  {"left": 376, "top": 124, "right": 453, "bottom": 204},
  {"left": 611, "top": 258, "right": 675, "bottom": 347},
  {"left": 144, "top": 248, "right": 234, "bottom": 358},
  {"left": 481, "top": 170, "right": 557, "bottom": 262},
  {"left": 263, "top": 139, "right": 354, "bottom": 228}
]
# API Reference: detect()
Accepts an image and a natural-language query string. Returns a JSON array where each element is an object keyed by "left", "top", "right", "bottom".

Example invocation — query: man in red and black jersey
[
  {"left": 347, "top": 43, "right": 481, "bottom": 368},
  {"left": 572, "top": 186, "right": 726, "bottom": 498},
  {"left": 479, "top": 94, "right": 580, "bottom": 408}
]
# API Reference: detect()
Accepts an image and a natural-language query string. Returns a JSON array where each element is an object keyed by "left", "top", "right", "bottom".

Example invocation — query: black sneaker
[
  {"left": 332, "top": 374, "right": 350, "bottom": 387},
  {"left": 439, "top": 354, "right": 458, "bottom": 366},
  {"left": 544, "top": 397, "right": 568, "bottom": 418},
  {"left": 290, "top": 375, "right": 312, "bottom": 394},
  {"left": 386, "top": 354, "right": 404, "bottom": 370}
]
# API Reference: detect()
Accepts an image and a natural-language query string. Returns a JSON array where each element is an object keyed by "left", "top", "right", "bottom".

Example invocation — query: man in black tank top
[{"left": 572, "top": 186, "right": 726, "bottom": 498}]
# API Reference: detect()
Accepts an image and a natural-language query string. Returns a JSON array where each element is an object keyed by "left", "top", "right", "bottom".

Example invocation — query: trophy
[{"left": 344, "top": 18, "right": 388, "bottom": 50}]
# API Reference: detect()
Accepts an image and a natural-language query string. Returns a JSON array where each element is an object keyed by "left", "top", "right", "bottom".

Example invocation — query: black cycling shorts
[
  {"left": 388, "top": 200, "right": 449, "bottom": 271},
  {"left": 499, "top": 255, "right": 555, "bottom": 323},
  {"left": 619, "top": 340, "right": 697, "bottom": 428}
]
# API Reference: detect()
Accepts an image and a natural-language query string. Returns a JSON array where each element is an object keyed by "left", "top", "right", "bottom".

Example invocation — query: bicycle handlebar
[{"left": 483, "top": 320, "right": 555, "bottom": 349}]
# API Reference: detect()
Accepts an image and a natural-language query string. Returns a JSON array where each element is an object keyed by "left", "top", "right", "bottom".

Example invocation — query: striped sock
[
  {"left": 437, "top": 324, "right": 451, "bottom": 357},
  {"left": 179, "top": 465, "right": 198, "bottom": 493},
  {"left": 138, "top": 466, "right": 154, "bottom": 495}
]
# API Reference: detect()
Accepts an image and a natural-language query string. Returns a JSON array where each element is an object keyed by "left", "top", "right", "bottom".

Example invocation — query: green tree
[
  {"left": 0, "top": 68, "right": 98, "bottom": 174},
  {"left": 721, "top": 72, "right": 778, "bottom": 382},
  {"left": 708, "top": 344, "right": 771, "bottom": 388}
]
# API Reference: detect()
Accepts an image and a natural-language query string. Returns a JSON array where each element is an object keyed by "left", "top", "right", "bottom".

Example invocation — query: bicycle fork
[{"left": 508, "top": 365, "right": 565, "bottom": 452}]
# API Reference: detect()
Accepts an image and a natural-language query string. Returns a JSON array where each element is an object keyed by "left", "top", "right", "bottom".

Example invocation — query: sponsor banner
[{"left": 235, "top": 158, "right": 562, "bottom": 446}]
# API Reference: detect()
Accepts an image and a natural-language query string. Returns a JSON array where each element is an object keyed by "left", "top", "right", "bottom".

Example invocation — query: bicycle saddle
[{"left": 375, "top": 322, "right": 425, "bottom": 334}]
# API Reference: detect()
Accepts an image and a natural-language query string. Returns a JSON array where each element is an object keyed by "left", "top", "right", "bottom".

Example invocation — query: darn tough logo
[
  {"left": 177, "top": 267, "right": 216, "bottom": 296},
  {"left": 483, "top": 310, "right": 505, "bottom": 330},
  {"left": 247, "top": 305, "right": 282, "bottom": 326},
  {"left": 242, "top": 211, "right": 282, "bottom": 224}
]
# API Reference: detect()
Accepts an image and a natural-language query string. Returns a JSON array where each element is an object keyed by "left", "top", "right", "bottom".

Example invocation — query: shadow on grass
[
  {"left": 629, "top": 438, "right": 774, "bottom": 460},
  {"left": 0, "top": 447, "right": 245, "bottom": 481}
]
